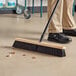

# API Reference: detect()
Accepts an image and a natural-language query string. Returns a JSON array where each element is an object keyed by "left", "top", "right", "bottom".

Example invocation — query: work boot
[
  {"left": 47, "top": 33, "right": 72, "bottom": 43},
  {"left": 63, "top": 29, "right": 76, "bottom": 36}
]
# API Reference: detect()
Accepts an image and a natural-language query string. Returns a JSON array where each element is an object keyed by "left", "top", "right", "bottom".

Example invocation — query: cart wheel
[
  {"left": 24, "top": 9, "right": 31, "bottom": 19},
  {"left": 16, "top": 6, "right": 22, "bottom": 15}
]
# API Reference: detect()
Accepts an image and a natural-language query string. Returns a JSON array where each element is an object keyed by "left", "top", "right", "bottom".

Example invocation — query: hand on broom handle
[{"left": 39, "top": 0, "right": 59, "bottom": 42}]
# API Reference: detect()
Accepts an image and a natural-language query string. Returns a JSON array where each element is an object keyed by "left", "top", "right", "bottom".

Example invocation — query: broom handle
[{"left": 39, "top": 0, "right": 59, "bottom": 42}]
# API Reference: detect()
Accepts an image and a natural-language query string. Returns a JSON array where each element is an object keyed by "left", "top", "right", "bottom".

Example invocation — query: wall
[
  {"left": 20, "top": 0, "right": 47, "bottom": 6},
  {"left": 2, "top": 0, "right": 47, "bottom": 7}
]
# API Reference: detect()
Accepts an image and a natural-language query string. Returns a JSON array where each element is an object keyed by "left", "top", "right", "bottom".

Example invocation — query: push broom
[{"left": 13, "top": 0, "right": 66, "bottom": 57}]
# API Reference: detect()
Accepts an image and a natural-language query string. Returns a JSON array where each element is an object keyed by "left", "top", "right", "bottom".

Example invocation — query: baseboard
[
  {"left": 28, "top": 6, "right": 47, "bottom": 13},
  {"left": 0, "top": 10, "right": 15, "bottom": 14},
  {"left": 0, "top": 6, "right": 47, "bottom": 14}
]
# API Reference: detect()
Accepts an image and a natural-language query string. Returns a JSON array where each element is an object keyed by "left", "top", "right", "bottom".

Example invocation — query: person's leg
[
  {"left": 47, "top": 0, "right": 72, "bottom": 43},
  {"left": 48, "top": 0, "right": 63, "bottom": 33},
  {"left": 63, "top": 0, "right": 76, "bottom": 36}
]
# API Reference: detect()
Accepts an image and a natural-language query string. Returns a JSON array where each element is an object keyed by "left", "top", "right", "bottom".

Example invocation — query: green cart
[{"left": 0, "top": 0, "right": 31, "bottom": 19}]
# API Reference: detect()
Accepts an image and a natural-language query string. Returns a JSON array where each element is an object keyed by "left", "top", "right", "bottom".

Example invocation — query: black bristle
[
  {"left": 13, "top": 41, "right": 37, "bottom": 51},
  {"left": 37, "top": 45, "right": 66, "bottom": 57},
  {"left": 13, "top": 40, "right": 66, "bottom": 57}
]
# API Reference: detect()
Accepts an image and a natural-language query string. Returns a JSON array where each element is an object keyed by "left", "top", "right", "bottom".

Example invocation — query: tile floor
[{"left": 0, "top": 13, "right": 76, "bottom": 76}]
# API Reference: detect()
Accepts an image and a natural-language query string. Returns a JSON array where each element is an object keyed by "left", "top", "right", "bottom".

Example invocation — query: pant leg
[
  {"left": 62, "top": 0, "right": 76, "bottom": 29},
  {"left": 48, "top": 0, "right": 63, "bottom": 33}
]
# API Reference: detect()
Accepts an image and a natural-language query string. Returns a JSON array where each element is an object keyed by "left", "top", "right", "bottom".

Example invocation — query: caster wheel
[
  {"left": 24, "top": 9, "right": 31, "bottom": 19},
  {"left": 16, "top": 6, "right": 22, "bottom": 15}
]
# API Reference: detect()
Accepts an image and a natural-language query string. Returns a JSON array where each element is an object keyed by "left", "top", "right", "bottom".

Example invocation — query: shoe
[
  {"left": 63, "top": 29, "right": 76, "bottom": 36},
  {"left": 47, "top": 33, "right": 72, "bottom": 43}
]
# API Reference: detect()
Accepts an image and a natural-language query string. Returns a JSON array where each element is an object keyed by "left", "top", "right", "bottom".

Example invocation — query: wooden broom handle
[{"left": 39, "top": 0, "right": 59, "bottom": 42}]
